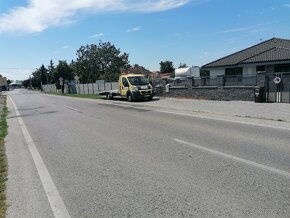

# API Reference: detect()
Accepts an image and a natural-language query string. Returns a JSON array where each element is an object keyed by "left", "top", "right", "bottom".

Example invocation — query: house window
[
  {"left": 256, "top": 65, "right": 265, "bottom": 72},
  {"left": 274, "top": 64, "right": 290, "bottom": 73},
  {"left": 225, "top": 67, "right": 243, "bottom": 76},
  {"left": 200, "top": 70, "right": 209, "bottom": 77}
]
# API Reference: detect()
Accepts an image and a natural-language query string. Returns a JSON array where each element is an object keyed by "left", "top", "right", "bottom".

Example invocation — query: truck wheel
[
  {"left": 128, "top": 93, "right": 134, "bottom": 102},
  {"left": 106, "top": 93, "right": 113, "bottom": 100}
]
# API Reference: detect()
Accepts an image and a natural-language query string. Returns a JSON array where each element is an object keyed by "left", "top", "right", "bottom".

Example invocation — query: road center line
[
  {"left": 9, "top": 96, "right": 71, "bottom": 218},
  {"left": 174, "top": 138, "right": 290, "bottom": 179},
  {"left": 157, "top": 110, "right": 290, "bottom": 131}
]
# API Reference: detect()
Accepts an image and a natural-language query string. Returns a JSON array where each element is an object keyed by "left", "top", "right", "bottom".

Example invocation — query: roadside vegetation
[
  {"left": 0, "top": 95, "right": 8, "bottom": 218},
  {"left": 44, "top": 92, "right": 104, "bottom": 100}
]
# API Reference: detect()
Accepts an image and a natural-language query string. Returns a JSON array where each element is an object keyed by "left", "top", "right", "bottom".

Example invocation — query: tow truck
[{"left": 99, "top": 74, "right": 154, "bottom": 102}]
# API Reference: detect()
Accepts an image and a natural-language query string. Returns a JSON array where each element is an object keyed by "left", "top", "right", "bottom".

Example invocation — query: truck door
[{"left": 121, "top": 78, "right": 129, "bottom": 96}]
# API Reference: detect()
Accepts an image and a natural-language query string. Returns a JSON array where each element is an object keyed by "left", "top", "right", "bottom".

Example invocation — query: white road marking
[
  {"left": 157, "top": 110, "right": 290, "bottom": 131},
  {"left": 174, "top": 138, "right": 290, "bottom": 179},
  {"left": 8, "top": 96, "right": 71, "bottom": 218},
  {"left": 65, "top": 105, "right": 82, "bottom": 113}
]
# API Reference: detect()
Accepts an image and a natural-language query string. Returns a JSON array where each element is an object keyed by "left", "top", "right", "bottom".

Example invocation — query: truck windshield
[{"left": 127, "top": 76, "right": 149, "bottom": 85}]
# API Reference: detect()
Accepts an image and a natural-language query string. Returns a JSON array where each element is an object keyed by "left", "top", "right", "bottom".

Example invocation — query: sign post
[{"left": 59, "top": 77, "right": 64, "bottom": 94}]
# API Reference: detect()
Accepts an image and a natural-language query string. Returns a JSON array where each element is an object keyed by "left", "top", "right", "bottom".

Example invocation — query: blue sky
[{"left": 1, "top": 0, "right": 290, "bottom": 80}]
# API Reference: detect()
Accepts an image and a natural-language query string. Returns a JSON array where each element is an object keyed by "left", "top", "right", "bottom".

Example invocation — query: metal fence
[
  {"left": 267, "top": 72, "right": 290, "bottom": 103},
  {"left": 42, "top": 82, "right": 118, "bottom": 94},
  {"left": 155, "top": 75, "right": 258, "bottom": 88}
]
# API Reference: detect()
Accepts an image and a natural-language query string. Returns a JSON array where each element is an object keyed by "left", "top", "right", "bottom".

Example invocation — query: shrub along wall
[{"left": 159, "top": 86, "right": 256, "bottom": 101}]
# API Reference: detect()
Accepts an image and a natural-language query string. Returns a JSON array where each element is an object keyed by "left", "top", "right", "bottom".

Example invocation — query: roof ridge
[
  {"left": 275, "top": 46, "right": 290, "bottom": 50},
  {"left": 272, "top": 37, "right": 290, "bottom": 42}
]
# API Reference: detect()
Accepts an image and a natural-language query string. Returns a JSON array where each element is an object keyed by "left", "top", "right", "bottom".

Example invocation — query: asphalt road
[{"left": 6, "top": 89, "right": 290, "bottom": 217}]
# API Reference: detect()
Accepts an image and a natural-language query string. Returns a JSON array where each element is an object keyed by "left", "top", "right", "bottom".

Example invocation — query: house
[
  {"left": 124, "top": 64, "right": 152, "bottom": 77},
  {"left": 202, "top": 38, "right": 290, "bottom": 77}
]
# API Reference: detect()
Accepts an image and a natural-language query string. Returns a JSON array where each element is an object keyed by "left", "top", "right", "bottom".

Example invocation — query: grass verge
[
  {"left": 0, "top": 95, "right": 8, "bottom": 218},
  {"left": 44, "top": 92, "right": 104, "bottom": 100}
]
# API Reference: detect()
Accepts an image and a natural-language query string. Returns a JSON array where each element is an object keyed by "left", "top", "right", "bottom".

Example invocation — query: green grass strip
[
  {"left": 44, "top": 92, "right": 104, "bottom": 100},
  {"left": 0, "top": 95, "right": 8, "bottom": 218}
]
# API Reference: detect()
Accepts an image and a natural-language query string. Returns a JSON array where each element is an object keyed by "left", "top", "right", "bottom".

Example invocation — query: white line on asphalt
[
  {"left": 65, "top": 105, "right": 82, "bottom": 113},
  {"left": 8, "top": 96, "right": 71, "bottom": 218},
  {"left": 175, "top": 138, "right": 290, "bottom": 179},
  {"left": 157, "top": 110, "right": 290, "bottom": 131}
]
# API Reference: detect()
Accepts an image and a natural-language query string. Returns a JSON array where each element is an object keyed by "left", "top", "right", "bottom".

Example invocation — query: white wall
[
  {"left": 210, "top": 68, "right": 224, "bottom": 77},
  {"left": 243, "top": 66, "right": 256, "bottom": 75}
]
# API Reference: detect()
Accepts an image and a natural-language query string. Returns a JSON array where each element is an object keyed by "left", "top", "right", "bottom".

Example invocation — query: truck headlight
[{"left": 132, "top": 86, "right": 138, "bottom": 91}]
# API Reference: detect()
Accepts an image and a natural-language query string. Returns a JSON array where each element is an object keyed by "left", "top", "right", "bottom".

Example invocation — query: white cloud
[
  {"left": 218, "top": 24, "right": 266, "bottom": 34},
  {"left": 0, "top": 0, "right": 191, "bottom": 34},
  {"left": 218, "top": 26, "right": 255, "bottom": 34},
  {"left": 62, "top": 45, "right": 70, "bottom": 49},
  {"left": 91, "top": 33, "right": 104, "bottom": 38},
  {"left": 127, "top": 26, "right": 141, "bottom": 33}
]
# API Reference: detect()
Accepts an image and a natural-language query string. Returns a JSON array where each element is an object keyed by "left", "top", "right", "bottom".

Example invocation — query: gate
[{"left": 267, "top": 73, "right": 290, "bottom": 103}]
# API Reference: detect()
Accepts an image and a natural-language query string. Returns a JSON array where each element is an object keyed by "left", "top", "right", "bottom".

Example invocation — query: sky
[{"left": 0, "top": 0, "right": 290, "bottom": 81}]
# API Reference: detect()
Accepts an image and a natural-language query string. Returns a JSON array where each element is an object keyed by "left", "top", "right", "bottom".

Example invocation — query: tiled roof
[{"left": 202, "top": 38, "right": 290, "bottom": 68}]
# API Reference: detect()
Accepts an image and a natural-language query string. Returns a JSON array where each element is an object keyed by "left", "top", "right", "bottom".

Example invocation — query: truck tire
[
  {"left": 106, "top": 93, "right": 114, "bottom": 100},
  {"left": 128, "top": 93, "right": 134, "bottom": 102}
]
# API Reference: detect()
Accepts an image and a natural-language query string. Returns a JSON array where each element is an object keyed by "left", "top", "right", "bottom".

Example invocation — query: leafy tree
[
  {"left": 178, "top": 63, "right": 188, "bottom": 68},
  {"left": 54, "top": 60, "right": 74, "bottom": 82},
  {"left": 53, "top": 60, "right": 74, "bottom": 92},
  {"left": 30, "top": 64, "right": 48, "bottom": 89},
  {"left": 7, "top": 79, "right": 13, "bottom": 85},
  {"left": 75, "top": 41, "right": 130, "bottom": 83},
  {"left": 22, "top": 79, "right": 30, "bottom": 88},
  {"left": 160, "top": 61, "right": 175, "bottom": 74}
]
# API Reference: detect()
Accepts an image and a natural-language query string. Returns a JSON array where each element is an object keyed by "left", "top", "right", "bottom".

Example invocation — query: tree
[
  {"left": 53, "top": 60, "right": 74, "bottom": 92},
  {"left": 22, "top": 79, "right": 30, "bottom": 88},
  {"left": 47, "top": 60, "right": 56, "bottom": 84},
  {"left": 39, "top": 64, "right": 48, "bottom": 85},
  {"left": 160, "top": 61, "right": 175, "bottom": 74},
  {"left": 178, "top": 63, "right": 188, "bottom": 68},
  {"left": 55, "top": 60, "right": 74, "bottom": 82},
  {"left": 75, "top": 41, "right": 130, "bottom": 83},
  {"left": 30, "top": 65, "right": 48, "bottom": 89},
  {"left": 7, "top": 79, "right": 13, "bottom": 85}
]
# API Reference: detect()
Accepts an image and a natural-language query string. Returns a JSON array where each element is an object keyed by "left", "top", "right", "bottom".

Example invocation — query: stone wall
[{"left": 160, "top": 86, "right": 256, "bottom": 101}]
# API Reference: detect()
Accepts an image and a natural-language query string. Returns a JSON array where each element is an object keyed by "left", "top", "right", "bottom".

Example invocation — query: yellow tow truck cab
[{"left": 100, "top": 74, "right": 154, "bottom": 102}]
